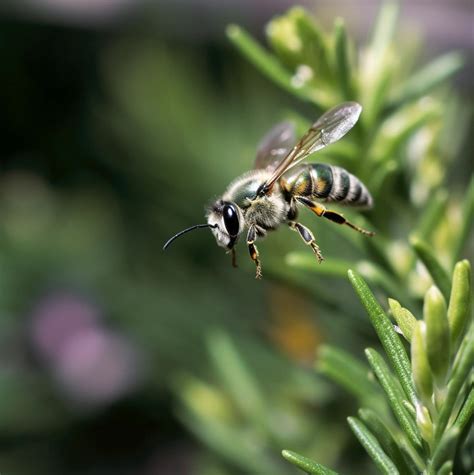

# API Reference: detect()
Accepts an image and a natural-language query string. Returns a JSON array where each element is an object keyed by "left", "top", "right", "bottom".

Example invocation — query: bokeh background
[{"left": 0, "top": 1, "right": 472, "bottom": 474}]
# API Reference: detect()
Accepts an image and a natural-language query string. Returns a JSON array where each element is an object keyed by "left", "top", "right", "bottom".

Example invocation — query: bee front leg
[
  {"left": 296, "top": 197, "right": 375, "bottom": 236},
  {"left": 247, "top": 225, "right": 262, "bottom": 279},
  {"left": 289, "top": 221, "right": 324, "bottom": 263}
]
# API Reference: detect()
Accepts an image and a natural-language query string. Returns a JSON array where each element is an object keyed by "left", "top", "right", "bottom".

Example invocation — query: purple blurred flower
[
  {"left": 54, "top": 327, "right": 140, "bottom": 406},
  {"left": 30, "top": 291, "right": 141, "bottom": 407},
  {"left": 30, "top": 291, "right": 100, "bottom": 362}
]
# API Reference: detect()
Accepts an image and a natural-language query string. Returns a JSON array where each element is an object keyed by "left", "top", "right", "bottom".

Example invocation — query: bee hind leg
[
  {"left": 247, "top": 225, "right": 262, "bottom": 279},
  {"left": 289, "top": 221, "right": 324, "bottom": 263},
  {"left": 296, "top": 197, "right": 375, "bottom": 236}
]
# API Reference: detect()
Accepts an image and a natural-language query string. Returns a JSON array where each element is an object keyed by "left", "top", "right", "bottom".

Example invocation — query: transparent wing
[
  {"left": 254, "top": 121, "right": 296, "bottom": 170},
  {"left": 262, "top": 102, "right": 362, "bottom": 192}
]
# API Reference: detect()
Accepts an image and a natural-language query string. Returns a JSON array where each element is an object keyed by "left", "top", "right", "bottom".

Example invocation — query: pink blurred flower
[
  {"left": 30, "top": 291, "right": 141, "bottom": 407},
  {"left": 30, "top": 291, "right": 100, "bottom": 362},
  {"left": 54, "top": 327, "right": 140, "bottom": 406}
]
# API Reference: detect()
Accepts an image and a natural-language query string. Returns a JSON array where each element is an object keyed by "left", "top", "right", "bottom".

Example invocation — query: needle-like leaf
[
  {"left": 447, "top": 260, "right": 471, "bottom": 350},
  {"left": 387, "top": 52, "right": 464, "bottom": 110},
  {"left": 411, "top": 322, "right": 433, "bottom": 405},
  {"left": 281, "top": 450, "right": 339, "bottom": 475},
  {"left": 430, "top": 427, "right": 460, "bottom": 472},
  {"left": 358, "top": 408, "right": 415, "bottom": 474},
  {"left": 434, "top": 330, "right": 474, "bottom": 443},
  {"left": 388, "top": 298, "right": 417, "bottom": 343},
  {"left": 347, "top": 417, "right": 399, "bottom": 474},
  {"left": 365, "top": 349, "right": 422, "bottom": 450},
  {"left": 413, "top": 189, "right": 448, "bottom": 242},
  {"left": 207, "top": 331, "right": 265, "bottom": 422},
  {"left": 437, "top": 461, "right": 453, "bottom": 475},
  {"left": 226, "top": 25, "right": 316, "bottom": 104},
  {"left": 348, "top": 270, "right": 417, "bottom": 406},
  {"left": 453, "top": 387, "right": 474, "bottom": 434},
  {"left": 317, "top": 345, "right": 381, "bottom": 404},
  {"left": 333, "top": 17, "right": 354, "bottom": 100},
  {"left": 452, "top": 175, "right": 474, "bottom": 264},
  {"left": 424, "top": 286, "right": 450, "bottom": 385},
  {"left": 410, "top": 237, "right": 451, "bottom": 301}
]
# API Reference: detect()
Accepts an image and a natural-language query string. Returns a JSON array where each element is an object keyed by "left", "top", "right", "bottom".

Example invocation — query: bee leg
[
  {"left": 247, "top": 225, "right": 262, "bottom": 279},
  {"left": 296, "top": 197, "right": 375, "bottom": 236},
  {"left": 226, "top": 247, "right": 238, "bottom": 268},
  {"left": 289, "top": 221, "right": 324, "bottom": 263},
  {"left": 231, "top": 248, "right": 238, "bottom": 268}
]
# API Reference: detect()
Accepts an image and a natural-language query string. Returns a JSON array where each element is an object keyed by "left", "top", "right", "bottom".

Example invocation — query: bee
[{"left": 164, "top": 102, "right": 374, "bottom": 278}]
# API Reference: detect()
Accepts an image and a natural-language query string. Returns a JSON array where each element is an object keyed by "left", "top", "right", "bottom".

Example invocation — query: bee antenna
[{"left": 163, "top": 224, "right": 217, "bottom": 251}]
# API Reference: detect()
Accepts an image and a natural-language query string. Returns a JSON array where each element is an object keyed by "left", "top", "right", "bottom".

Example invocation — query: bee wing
[
  {"left": 262, "top": 102, "right": 362, "bottom": 192},
  {"left": 254, "top": 121, "right": 296, "bottom": 170}
]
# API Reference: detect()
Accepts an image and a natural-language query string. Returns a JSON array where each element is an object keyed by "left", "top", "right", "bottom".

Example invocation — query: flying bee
[{"left": 163, "top": 102, "right": 374, "bottom": 278}]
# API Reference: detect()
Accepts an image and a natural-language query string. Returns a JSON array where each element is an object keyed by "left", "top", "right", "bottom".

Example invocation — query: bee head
[{"left": 206, "top": 200, "right": 243, "bottom": 249}]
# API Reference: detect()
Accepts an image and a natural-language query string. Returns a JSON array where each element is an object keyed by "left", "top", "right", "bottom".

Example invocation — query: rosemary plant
[{"left": 285, "top": 258, "right": 472, "bottom": 474}]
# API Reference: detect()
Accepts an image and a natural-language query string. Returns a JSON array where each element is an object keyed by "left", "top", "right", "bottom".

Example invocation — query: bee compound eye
[{"left": 223, "top": 204, "right": 239, "bottom": 237}]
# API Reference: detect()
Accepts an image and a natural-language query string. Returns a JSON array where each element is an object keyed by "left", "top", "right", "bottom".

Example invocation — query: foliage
[
  {"left": 176, "top": 2, "right": 473, "bottom": 474},
  {"left": 288, "top": 259, "right": 472, "bottom": 474}
]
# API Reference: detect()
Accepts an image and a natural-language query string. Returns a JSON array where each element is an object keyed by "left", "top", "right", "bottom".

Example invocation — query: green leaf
[
  {"left": 452, "top": 175, "right": 474, "bottom": 264},
  {"left": 430, "top": 427, "right": 460, "bottom": 472},
  {"left": 317, "top": 345, "right": 381, "bottom": 404},
  {"left": 369, "top": 160, "right": 398, "bottom": 197},
  {"left": 179, "top": 408, "right": 287, "bottom": 475},
  {"left": 424, "top": 286, "right": 450, "bottom": 385},
  {"left": 347, "top": 417, "right": 399, "bottom": 474},
  {"left": 365, "top": 349, "right": 422, "bottom": 450},
  {"left": 411, "top": 322, "right": 433, "bottom": 405},
  {"left": 415, "top": 404, "right": 434, "bottom": 447},
  {"left": 266, "top": 8, "right": 330, "bottom": 76},
  {"left": 207, "top": 331, "right": 265, "bottom": 422},
  {"left": 388, "top": 298, "right": 417, "bottom": 343},
  {"left": 370, "top": 1, "right": 399, "bottom": 62},
  {"left": 434, "top": 330, "right": 474, "bottom": 443},
  {"left": 387, "top": 52, "right": 464, "bottom": 111},
  {"left": 453, "top": 387, "right": 474, "bottom": 434},
  {"left": 413, "top": 189, "right": 448, "bottom": 242},
  {"left": 348, "top": 270, "right": 417, "bottom": 405},
  {"left": 410, "top": 236, "right": 451, "bottom": 301},
  {"left": 281, "top": 450, "right": 338, "bottom": 475},
  {"left": 361, "top": 1, "right": 399, "bottom": 128},
  {"left": 333, "top": 17, "right": 354, "bottom": 100},
  {"left": 437, "top": 461, "right": 453, "bottom": 475},
  {"left": 447, "top": 260, "right": 471, "bottom": 350},
  {"left": 375, "top": 105, "right": 439, "bottom": 163},
  {"left": 358, "top": 408, "right": 416, "bottom": 474},
  {"left": 226, "top": 25, "right": 316, "bottom": 104}
]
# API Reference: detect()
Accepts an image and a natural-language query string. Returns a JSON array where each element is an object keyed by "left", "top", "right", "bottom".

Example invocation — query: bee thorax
[{"left": 244, "top": 193, "right": 289, "bottom": 231}]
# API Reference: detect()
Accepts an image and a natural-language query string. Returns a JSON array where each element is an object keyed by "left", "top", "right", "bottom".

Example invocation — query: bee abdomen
[
  {"left": 289, "top": 164, "right": 373, "bottom": 208},
  {"left": 316, "top": 164, "right": 372, "bottom": 208}
]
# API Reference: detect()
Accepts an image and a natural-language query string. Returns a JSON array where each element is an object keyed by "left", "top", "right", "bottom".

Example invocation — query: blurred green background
[{"left": 0, "top": 1, "right": 472, "bottom": 474}]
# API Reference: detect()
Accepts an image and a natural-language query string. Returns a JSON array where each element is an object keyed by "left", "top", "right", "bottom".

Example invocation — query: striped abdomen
[{"left": 286, "top": 163, "right": 373, "bottom": 208}]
